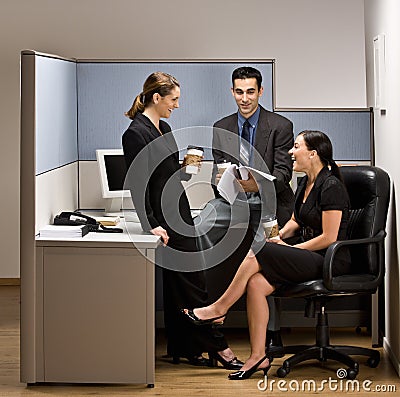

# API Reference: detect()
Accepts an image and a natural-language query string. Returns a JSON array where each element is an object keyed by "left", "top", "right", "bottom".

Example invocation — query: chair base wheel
[
  {"left": 277, "top": 366, "right": 289, "bottom": 378},
  {"left": 367, "top": 357, "right": 380, "bottom": 368},
  {"left": 346, "top": 368, "right": 358, "bottom": 380}
]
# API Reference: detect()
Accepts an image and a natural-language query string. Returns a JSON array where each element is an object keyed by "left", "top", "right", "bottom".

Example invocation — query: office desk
[{"left": 23, "top": 222, "right": 159, "bottom": 386}]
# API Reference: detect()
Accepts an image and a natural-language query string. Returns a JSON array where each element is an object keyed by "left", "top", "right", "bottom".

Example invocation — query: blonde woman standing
[{"left": 123, "top": 72, "right": 242, "bottom": 369}]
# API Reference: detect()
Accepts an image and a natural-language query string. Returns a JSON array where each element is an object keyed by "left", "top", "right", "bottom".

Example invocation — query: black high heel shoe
[
  {"left": 208, "top": 351, "right": 244, "bottom": 370},
  {"left": 181, "top": 309, "right": 226, "bottom": 326},
  {"left": 228, "top": 355, "right": 271, "bottom": 380}
]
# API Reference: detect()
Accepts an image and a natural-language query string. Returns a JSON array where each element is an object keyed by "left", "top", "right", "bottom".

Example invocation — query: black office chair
[{"left": 273, "top": 166, "right": 390, "bottom": 380}]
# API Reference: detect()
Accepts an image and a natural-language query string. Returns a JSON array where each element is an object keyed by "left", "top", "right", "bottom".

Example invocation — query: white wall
[
  {"left": 364, "top": 0, "right": 400, "bottom": 374},
  {"left": 0, "top": 0, "right": 366, "bottom": 277}
]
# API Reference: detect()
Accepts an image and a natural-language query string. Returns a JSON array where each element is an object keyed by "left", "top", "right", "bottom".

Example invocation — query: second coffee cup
[
  {"left": 262, "top": 218, "right": 280, "bottom": 240},
  {"left": 217, "top": 161, "right": 232, "bottom": 175}
]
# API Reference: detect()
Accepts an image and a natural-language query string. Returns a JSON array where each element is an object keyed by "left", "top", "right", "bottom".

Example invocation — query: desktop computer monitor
[
  {"left": 96, "top": 149, "right": 131, "bottom": 215},
  {"left": 96, "top": 149, "right": 214, "bottom": 220}
]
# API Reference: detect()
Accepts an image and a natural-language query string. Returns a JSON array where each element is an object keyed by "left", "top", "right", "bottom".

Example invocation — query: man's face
[{"left": 231, "top": 77, "right": 263, "bottom": 118}]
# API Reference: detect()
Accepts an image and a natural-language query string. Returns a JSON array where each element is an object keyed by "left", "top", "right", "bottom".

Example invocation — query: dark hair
[
  {"left": 232, "top": 66, "right": 262, "bottom": 90},
  {"left": 299, "top": 130, "right": 343, "bottom": 182},
  {"left": 125, "top": 72, "right": 180, "bottom": 120}
]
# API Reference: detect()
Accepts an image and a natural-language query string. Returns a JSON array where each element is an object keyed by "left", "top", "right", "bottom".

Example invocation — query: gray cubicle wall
[
  {"left": 76, "top": 61, "right": 371, "bottom": 163},
  {"left": 76, "top": 62, "right": 274, "bottom": 160},
  {"left": 277, "top": 110, "right": 372, "bottom": 161},
  {"left": 35, "top": 54, "right": 78, "bottom": 175},
  {"left": 30, "top": 52, "right": 79, "bottom": 231}
]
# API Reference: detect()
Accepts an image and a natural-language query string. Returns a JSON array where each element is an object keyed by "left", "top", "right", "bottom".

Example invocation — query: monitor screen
[{"left": 104, "top": 154, "right": 128, "bottom": 192}]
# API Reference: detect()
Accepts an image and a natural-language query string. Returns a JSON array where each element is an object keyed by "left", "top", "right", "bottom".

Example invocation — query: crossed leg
[
  {"left": 188, "top": 252, "right": 276, "bottom": 371},
  {"left": 192, "top": 252, "right": 261, "bottom": 322}
]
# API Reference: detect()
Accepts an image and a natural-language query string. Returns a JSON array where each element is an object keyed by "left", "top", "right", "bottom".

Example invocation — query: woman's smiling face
[
  {"left": 155, "top": 86, "right": 180, "bottom": 119},
  {"left": 289, "top": 134, "right": 314, "bottom": 172}
]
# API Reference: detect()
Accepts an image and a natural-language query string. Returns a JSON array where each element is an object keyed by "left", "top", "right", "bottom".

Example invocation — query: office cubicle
[{"left": 21, "top": 50, "right": 373, "bottom": 337}]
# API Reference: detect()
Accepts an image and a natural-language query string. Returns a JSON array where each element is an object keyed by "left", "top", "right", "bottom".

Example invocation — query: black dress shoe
[
  {"left": 228, "top": 355, "right": 271, "bottom": 380},
  {"left": 266, "top": 330, "right": 284, "bottom": 358},
  {"left": 208, "top": 351, "right": 244, "bottom": 370},
  {"left": 172, "top": 355, "right": 210, "bottom": 366}
]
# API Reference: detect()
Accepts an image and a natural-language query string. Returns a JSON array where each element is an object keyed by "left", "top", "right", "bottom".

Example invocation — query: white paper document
[
  {"left": 39, "top": 224, "right": 88, "bottom": 238},
  {"left": 217, "top": 164, "right": 275, "bottom": 205}
]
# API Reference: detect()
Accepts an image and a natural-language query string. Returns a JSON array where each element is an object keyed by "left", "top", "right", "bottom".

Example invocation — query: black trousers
[{"left": 161, "top": 233, "right": 228, "bottom": 358}]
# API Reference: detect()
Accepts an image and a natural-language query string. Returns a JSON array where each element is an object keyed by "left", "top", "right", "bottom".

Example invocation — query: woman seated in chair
[{"left": 182, "top": 130, "right": 351, "bottom": 380}]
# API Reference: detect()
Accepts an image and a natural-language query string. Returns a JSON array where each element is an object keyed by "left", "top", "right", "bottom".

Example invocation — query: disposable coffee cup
[
  {"left": 263, "top": 218, "right": 280, "bottom": 240},
  {"left": 182, "top": 145, "right": 203, "bottom": 174},
  {"left": 217, "top": 161, "right": 231, "bottom": 175}
]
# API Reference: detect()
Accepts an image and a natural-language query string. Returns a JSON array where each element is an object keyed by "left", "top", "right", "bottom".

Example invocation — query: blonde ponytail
[{"left": 125, "top": 94, "right": 145, "bottom": 120}]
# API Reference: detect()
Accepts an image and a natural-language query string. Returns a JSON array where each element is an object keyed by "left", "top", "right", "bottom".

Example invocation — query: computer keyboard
[
  {"left": 123, "top": 209, "right": 202, "bottom": 223},
  {"left": 122, "top": 211, "right": 140, "bottom": 223}
]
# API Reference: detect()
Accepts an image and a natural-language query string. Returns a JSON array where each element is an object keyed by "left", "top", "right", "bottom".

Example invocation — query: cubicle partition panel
[
  {"left": 76, "top": 61, "right": 274, "bottom": 160},
  {"left": 20, "top": 50, "right": 79, "bottom": 382},
  {"left": 34, "top": 53, "right": 79, "bottom": 232},
  {"left": 26, "top": 51, "right": 79, "bottom": 233},
  {"left": 277, "top": 109, "right": 372, "bottom": 162}
]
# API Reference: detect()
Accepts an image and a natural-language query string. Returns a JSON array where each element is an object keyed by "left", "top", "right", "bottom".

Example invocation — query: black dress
[
  {"left": 255, "top": 167, "right": 351, "bottom": 286},
  {"left": 122, "top": 113, "right": 228, "bottom": 358}
]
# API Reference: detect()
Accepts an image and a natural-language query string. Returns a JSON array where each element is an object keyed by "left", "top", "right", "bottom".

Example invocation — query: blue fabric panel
[
  {"left": 35, "top": 56, "right": 78, "bottom": 175},
  {"left": 77, "top": 62, "right": 273, "bottom": 160},
  {"left": 277, "top": 111, "right": 371, "bottom": 161}
]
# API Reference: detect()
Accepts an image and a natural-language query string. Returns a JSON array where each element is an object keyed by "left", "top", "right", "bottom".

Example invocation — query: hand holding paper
[
  {"left": 240, "top": 166, "right": 276, "bottom": 182},
  {"left": 216, "top": 164, "right": 241, "bottom": 204},
  {"left": 217, "top": 164, "right": 275, "bottom": 204},
  {"left": 237, "top": 172, "right": 258, "bottom": 192}
]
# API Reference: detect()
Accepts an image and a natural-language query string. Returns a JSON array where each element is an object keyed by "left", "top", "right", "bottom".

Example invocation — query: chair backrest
[{"left": 340, "top": 166, "right": 390, "bottom": 275}]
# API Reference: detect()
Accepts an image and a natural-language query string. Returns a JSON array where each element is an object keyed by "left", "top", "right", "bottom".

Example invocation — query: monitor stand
[
  {"left": 104, "top": 198, "right": 123, "bottom": 217},
  {"left": 104, "top": 198, "right": 140, "bottom": 222}
]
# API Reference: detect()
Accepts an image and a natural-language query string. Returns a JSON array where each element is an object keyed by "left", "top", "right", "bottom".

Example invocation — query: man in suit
[{"left": 195, "top": 66, "right": 294, "bottom": 356}]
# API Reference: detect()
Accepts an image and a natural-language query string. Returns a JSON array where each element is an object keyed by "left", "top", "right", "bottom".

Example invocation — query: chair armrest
[{"left": 323, "top": 230, "right": 386, "bottom": 291}]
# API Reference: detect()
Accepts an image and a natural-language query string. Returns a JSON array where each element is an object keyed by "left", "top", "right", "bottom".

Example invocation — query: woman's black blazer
[{"left": 122, "top": 113, "right": 194, "bottom": 238}]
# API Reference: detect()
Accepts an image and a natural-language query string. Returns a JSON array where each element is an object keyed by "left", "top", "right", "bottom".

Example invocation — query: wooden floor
[{"left": 1, "top": 285, "right": 399, "bottom": 396}]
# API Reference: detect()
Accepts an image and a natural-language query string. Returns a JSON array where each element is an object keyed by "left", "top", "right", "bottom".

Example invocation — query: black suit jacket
[
  {"left": 122, "top": 113, "right": 194, "bottom": 242},
  {"left": 212, "top": 106, "right": 294, "bottom": 225}
]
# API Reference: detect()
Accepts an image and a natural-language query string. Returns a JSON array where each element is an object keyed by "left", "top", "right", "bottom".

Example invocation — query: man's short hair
[{"left": 232, "top": 67, "right": 262, "bottom": 90}]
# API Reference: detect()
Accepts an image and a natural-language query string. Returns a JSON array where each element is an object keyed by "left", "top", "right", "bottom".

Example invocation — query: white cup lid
[
  {"left": 187, "top": 148, "right": 203, "bottom": 156},
  {"left": 218, "top": 161, "right": 231, "bottom": 168},
  {"left": 262, "top": 219, "right": 277, "bottom": 227}
]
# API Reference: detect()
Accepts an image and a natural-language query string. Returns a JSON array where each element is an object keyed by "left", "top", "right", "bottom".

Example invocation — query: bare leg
[
  {"left": 240, "top": 272, "right": 275, "bottom": 371},
  {"left": 182, "top": 252, "right": 261, "bottom": 362},
  {"left": 191, "top": 251, "right": 261, "bottom": 320}
]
